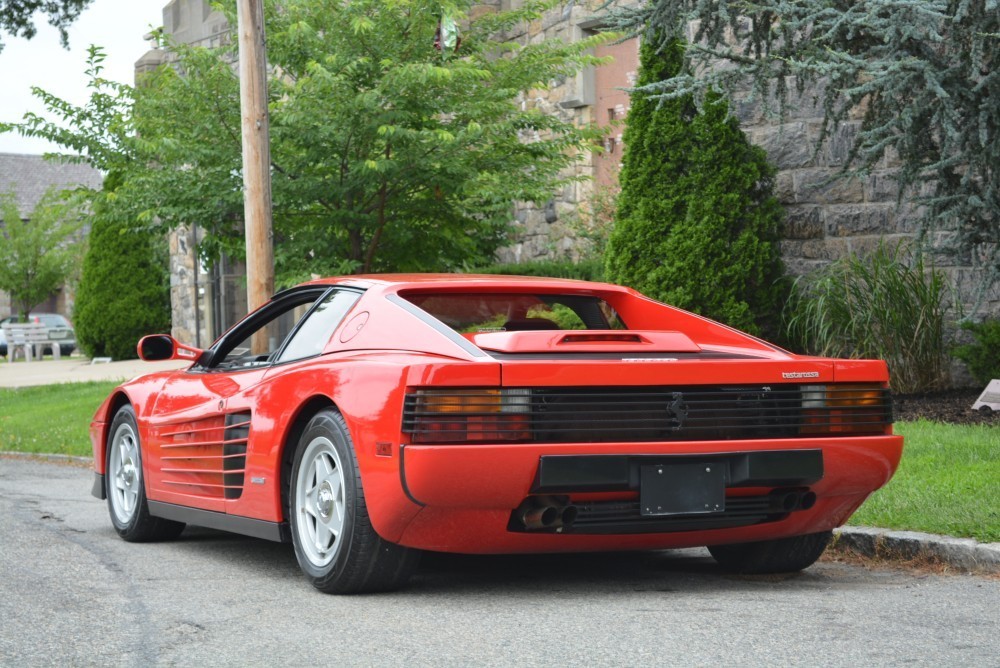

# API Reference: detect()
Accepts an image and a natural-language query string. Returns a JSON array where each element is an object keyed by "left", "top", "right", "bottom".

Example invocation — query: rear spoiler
[{"left": 467, "top": 330, "right": 701, "bottom": 354}]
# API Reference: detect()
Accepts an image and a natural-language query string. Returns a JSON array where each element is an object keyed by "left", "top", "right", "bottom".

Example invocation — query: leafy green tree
[
  {"left": 73, "top": 174, "right": 171, "bottom": 360},
  {"left": 0, "top": 0, "right": 93, "bottom": 51},
  {"left": 605, "top": 38, "right": 784, "bottom": 335},
  {"left": 602, "top": 0, "right": 1000, "bottom": 312},
  {"left": 0, "top": 188, "right": 85, "bottom": 319},
  {"left": 6, "top": 0, "right": 611, "bottom": 281}
]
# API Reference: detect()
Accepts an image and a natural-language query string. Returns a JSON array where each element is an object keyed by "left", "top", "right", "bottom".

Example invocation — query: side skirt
[{"left": 148, "top": 501, "right": 291, "bottom": 543}]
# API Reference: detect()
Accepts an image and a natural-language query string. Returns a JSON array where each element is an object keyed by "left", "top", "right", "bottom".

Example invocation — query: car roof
[{"left": 296, "top": 273, "right": 631, "bottom": 293}]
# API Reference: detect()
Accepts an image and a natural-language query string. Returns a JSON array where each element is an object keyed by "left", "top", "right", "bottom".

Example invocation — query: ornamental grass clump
[{"left": 783, "top": 242, "right": 950, "bottom": 394}]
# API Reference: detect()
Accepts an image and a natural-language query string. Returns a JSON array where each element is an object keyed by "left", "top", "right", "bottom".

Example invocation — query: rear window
[{"left": 402, "top": 293, "right": 626, "bottom": 333}]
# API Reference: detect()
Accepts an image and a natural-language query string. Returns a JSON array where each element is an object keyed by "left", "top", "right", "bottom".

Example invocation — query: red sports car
[{"left": 90, "top": 275, "right": 902, "bottom": 593}]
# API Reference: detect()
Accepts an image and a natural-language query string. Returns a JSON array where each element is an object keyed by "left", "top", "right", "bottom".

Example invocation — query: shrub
[
  {"left": 953, "top": 320, "right": 1000, "bottom": 386},
  {"left": 74, "top": 197, "right": 171, "bottom": 360},
  {"left": 783, "top": 242, "right": 950, "bottom": 394},
  {"left": 604, "top": 38, "right": 786, "bottom": 336}
]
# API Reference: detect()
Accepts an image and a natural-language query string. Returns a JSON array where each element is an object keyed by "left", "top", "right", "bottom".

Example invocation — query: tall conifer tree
[{"left": 606, "top": 38, "right": 785, "bottom": 335}]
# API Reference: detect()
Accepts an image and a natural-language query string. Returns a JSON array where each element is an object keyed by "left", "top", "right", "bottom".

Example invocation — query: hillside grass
[{"left": 0, "top": 383, "right": 996, "bottom": 541}]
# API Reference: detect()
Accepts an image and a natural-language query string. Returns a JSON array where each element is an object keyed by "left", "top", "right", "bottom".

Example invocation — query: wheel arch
[
  {"left": 95, "top": 391, "right": 134, "bottom": 473},
  {"left": 279, "top": 395, "right": 339, "bottom": 525}
]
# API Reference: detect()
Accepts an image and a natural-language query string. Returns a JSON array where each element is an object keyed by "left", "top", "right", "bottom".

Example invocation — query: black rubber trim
[
  {"left": 385, "top": 294, "right": 488, "bottom": 358},
  {"left": 531, "top": 450, "right": 823, "bottom": 493},
  {"left": 484, "top": 351, "right": 763, "bottom": 361},
  {"left": 91, "top": 472, "right": 106, "bottom": 500},
  {"left": 398, "top": 444, "right": 427, "bottom": 507},
  {"left": 147, "top": 501, "right": 290, "bottom": 542}
]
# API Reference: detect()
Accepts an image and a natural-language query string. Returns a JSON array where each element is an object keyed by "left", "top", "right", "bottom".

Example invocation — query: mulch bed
[{"left": 893, "top": 388, "right": 999, "bottom": 426}]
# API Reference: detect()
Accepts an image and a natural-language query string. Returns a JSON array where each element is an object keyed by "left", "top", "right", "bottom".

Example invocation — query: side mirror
[{"left": 137, "top": 334, "right": 206, "bottom": 363}]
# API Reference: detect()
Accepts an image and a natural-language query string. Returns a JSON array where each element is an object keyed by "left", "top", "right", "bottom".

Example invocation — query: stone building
[
  {"left": 143, "top": 0, "right": 996, "bottom": 346},
  {"left": 136, "top": 0, "right": 245, "bottom": 348},
  {"left": 0, "top": 153, "right": 103, "bottom": 318}
]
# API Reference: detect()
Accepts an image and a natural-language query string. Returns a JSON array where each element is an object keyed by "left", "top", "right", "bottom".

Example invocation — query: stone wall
[{"left": 493, "top": 5, "right": 998, "bottom": 322}]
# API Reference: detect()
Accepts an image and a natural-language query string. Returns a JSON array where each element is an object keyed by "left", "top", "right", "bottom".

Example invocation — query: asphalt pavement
[
  {"left": 1, "top": 456, "right": 998, "bottom": 667},
  {"left": 2, "top": 354, "right": 998, "bottom": 575}
]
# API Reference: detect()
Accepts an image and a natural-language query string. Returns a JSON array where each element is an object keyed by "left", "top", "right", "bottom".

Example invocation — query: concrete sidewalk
[{"left": 0, "top": 357, "right": 190, "bottom": 388}]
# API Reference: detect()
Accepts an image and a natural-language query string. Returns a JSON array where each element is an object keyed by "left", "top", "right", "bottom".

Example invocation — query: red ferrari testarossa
[{"left": 90, "top": 275, "right": 902, "bottom": 593}]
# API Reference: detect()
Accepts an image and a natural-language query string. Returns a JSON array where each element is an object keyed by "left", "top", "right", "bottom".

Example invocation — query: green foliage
[
  {"left": 0, "top": 0, "right": 93, "bottom": 50},
  {"left": 783, "top": 242, "right": 950, "bottom": 394},
  {"left": 73, "top": 176, "right": 171, "bottom": 360},
  {"left": 471, "top": 258, "right": 605, "bottom": 281},
  {"left": 953, "top": 320, "right": 1000, "bottom": 386},
  {"left": 0, "top": 187, "right": 85, "bottom": 318},
  {"left": 850, "top": 420, "right": 1000, "bottom": 543},
  {"left": 5, "top": 2, "right": 613, "bottom": 281},
  {"left": 602, "top": 0, "right": 1000, "bottom": 313},
  {"left": 604, "top": 38, "right": 785, "bottom": 336}
]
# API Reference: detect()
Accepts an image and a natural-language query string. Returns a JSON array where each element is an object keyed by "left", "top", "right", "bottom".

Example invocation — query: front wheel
[
  {"left": 106, "top": 405, "right": 185, "bottom": 542},
  {"left": 708, "top": 531, "right": 833, "bottom": 574},
  {"left": 289, "top": 409, "right": 419, "bottom": 594}
]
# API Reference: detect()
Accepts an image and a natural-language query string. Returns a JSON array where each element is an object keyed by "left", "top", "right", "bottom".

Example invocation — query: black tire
[
  {"left": 289, "top": 409, "right": 420, "bottom": 594},
  {"left": 708, "top": 531, "right": 833, "bottom": 574},
  {"left": 105, "top": 405, "right": 185, "bottom": 542}
]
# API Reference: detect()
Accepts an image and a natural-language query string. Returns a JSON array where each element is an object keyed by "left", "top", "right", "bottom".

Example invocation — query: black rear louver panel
[
  {"left": 223, "top": 411, "right": 251, "bottom": 500},
  {"left": 402, "top": 386, "right": 893, "bottom": 444}
]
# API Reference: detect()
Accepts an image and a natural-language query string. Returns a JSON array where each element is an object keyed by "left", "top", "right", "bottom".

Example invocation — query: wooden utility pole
[{"left": 236, "top": 0, "right": 275, "bottom": 324}]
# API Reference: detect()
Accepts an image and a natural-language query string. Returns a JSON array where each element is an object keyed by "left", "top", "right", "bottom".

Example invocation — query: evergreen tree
[
  {"left": 605, "top": 38, "right": 785, "bottom": 335},
  {"left": 73, "top": 175, "right": 171, "bottom": 360}
]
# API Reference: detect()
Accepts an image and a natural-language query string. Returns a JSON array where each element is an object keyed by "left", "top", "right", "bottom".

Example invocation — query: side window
[
  {"left": 211, "top": 291, "right": 325, "bottom": 370},
  {"left": 276, "top": 290, "right": 361, "bottom": 363}
]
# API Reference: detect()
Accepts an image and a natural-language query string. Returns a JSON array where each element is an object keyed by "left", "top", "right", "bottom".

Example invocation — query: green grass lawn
[
  {"left": 849, "top": 420, "right": 999, "bottom": 543},
  {"left": 0, "top": 381, "right": 119, "bottom": 458},
  {"left": 0, "top": 382, "right": 996, "bottom": 542}
]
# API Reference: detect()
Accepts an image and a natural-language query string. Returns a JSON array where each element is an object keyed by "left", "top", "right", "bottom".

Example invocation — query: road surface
[{"left": 1, "top": 457, "right": 996, "bottom": 666}]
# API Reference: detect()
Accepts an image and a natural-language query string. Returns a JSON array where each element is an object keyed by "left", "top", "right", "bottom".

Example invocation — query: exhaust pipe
[
  {"left": 515, "top": 497, "right": 577, "bottom": 531},
  {"left": 560, "top": 505, "right": 578, "bottom": 527},
  {"left": 768, "top": 489, "right": 817, "bottom": 513},
  {"left": 519, "top": 505, "right": 560, "bottom": 530}
]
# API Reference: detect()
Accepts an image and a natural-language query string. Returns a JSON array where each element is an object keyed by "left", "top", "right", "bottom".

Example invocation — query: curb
[
  {"left": 0, "top": 451, "right": 92, "bottom": 466},
  {"left": 834, "top": 526, "right": 1000, "bottom": 575}
]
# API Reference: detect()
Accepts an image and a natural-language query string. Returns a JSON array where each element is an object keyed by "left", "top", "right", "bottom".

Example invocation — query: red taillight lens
[
  {"left": 800, "top": 384, "right": 892, "bottom": 435},
  {"left": 404, "top": 389, "right": 532, "bottom": 443}
]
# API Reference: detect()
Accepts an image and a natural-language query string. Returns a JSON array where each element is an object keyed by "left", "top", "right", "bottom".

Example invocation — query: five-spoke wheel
[
  {"left": 105, "top": 405, "right": 185, "bottom": 542},
  {"left": 294, "top": 435, "right": 347, "bottom": 568},
  {"left": 108, "top": 419, "right": 142, "bottom": 525},
  {"left": 289, "top": 409, "right": 419, "bottom": 593}
]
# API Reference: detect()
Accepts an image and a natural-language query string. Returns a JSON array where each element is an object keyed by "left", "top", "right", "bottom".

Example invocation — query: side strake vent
[
  {"left": 402, "top": 385, "right": 892, "bottom": 444},
  {"left": 157, "top": 411, "right": 251, "bottom": 499}
]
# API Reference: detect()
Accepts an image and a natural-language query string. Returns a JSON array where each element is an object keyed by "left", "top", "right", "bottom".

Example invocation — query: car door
[{"left": 141, "top": 287, "right": 333, "bottom": 512}]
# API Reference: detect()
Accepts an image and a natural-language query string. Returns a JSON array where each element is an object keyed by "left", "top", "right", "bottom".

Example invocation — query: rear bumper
[{"left": 394, "top": 435, "right": 903, "bottom": 553}]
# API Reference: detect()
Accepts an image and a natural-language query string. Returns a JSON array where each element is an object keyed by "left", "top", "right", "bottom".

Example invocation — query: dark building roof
[{"left": 0, "top": 153, "right": 103, "bottom": 217}]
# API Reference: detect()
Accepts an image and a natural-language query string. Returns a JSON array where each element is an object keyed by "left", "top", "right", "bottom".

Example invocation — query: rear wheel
[
  {"left": 708, "top": 531, "right": 832, "bottom": 574},
  {"left": 289, "top": 409, "right": 419, "bottom": 594},
  {"left": 106, "top": 405, "right": 185, "bottom": 542}
]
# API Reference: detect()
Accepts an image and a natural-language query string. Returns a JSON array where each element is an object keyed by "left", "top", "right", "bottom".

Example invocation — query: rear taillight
[
  {"left": 799, "top": 384, "right": 892, "bottom": 435},
  {"left": 403, "top": 389, "right": 532, "bottom": 443}
]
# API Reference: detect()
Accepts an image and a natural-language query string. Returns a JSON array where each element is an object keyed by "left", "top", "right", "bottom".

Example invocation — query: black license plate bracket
[{"left": 640, "top": 462, "right": 725, "bottom": 516}]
